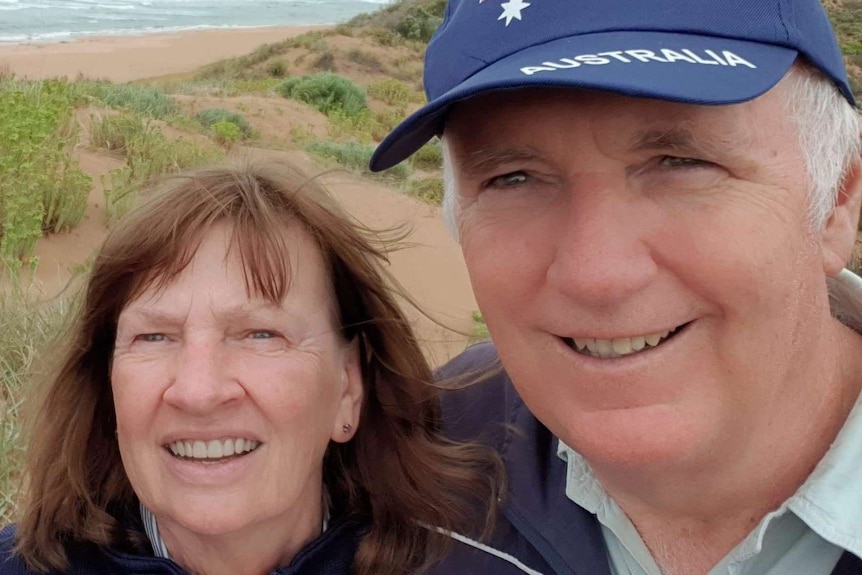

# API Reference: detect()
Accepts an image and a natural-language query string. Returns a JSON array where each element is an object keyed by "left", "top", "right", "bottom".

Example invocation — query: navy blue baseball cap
[{"left": 369, "top": 0, "right": 855, "bottom": 172}]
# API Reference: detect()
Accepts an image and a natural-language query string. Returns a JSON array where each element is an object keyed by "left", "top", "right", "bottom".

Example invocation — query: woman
[{"left": 0, "top": 162, "right": 500, "bottom": 575}]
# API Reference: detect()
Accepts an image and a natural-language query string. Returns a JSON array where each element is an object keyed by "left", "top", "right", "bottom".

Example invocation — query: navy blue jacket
[
  {"left": 0, "top": 515, "right": 362, "bottom": 575},
  {"left": 427, "top": 342, "right": 862, "bottom": 575}
]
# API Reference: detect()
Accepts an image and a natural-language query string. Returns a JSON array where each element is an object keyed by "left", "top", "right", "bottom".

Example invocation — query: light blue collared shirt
[{"left": 557, "top": 271, "right": 862, "bottom": 575}]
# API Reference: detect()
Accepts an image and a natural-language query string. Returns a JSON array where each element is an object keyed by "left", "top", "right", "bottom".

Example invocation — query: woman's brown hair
[{"left": 14, "top": 161, "right": 501, "bottom": 575}]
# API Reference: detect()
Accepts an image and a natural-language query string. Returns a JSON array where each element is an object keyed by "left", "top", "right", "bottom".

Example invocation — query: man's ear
[{"left": 822, "top": 156, "right": 862, "bottom": 277}]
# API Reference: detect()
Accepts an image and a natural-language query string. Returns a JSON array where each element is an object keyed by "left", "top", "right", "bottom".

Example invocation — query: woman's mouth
[{"left": 166, "top": 438, "right": 260, "bottom": 464}]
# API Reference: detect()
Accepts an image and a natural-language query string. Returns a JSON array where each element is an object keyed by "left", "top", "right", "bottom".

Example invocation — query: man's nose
[
  {"left": 545, "top": 180, "right": 657, "bottom": 306},
  {"left": 162, "top": 338, "right": 243, "bottom": 415}
]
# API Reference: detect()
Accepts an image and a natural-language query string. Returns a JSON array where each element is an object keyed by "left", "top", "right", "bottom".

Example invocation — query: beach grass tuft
[
  {"left": 367, "top": 78, "right": 418, "bottom": 107},
  {"left": 410, "top": 140, "right": 443, "bottom": 171},
  {"left": 82, "top": 81, "right": 179, "bottom": 120},
  {"left": 307, "top": 138, "right": 411, "bottom": 181},
  {"left": 97, "top": 116, "right": 224, "bottom": 224},
  {"left": 403, "top": 177, "right": 444, "bottom": 205},
  {"left": 0, "top": 284, "right": 75, "bottom": 525},
  {"left": 195, "top": 108, "right": 256, "bottom": 139},
  {"left": 275, "top": 73, "right": 368, "bottom": 118}
]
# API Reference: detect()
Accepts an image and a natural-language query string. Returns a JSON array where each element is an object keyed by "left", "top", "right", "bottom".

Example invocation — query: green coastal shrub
[
  {"left": 85, "top": 82, "right": 179, "bottom": 120},
  {"left": 367, "top": 78, "right": 414, "bottom": 107},
  {"left": 307, "top": 139, "right": 410, "bottom": 180},
  {"left": 276, "top": 73, "right": 367, "bottom": 118},
  {"left": 395, "top": 7, "right": 442, "bottom": 42},
  {"left": 195, "top": 108, "right": 256, "bottom": 139},
  {"left": 411, "top": 140, "right": 443, "bottom": 170},
  {"left": 327, "top": 108, "right": 379, "bottom": 143},
  {"left": 404, "top": 177, "right": 444, "bottom": 205},
  {"left": 0, "top": 80, "right": 91, "bottom": 268},
  {"left": 266, "top": 60, "right": 288, "bottom": 78},
  {"left": 211, "top": 120, "right": 242, "bottom": 147},
  {"left": 102, "top": 125, "right": 223, "bottom": 224},
  {"left": 89, "top": 113, "right": 147, "bottom": 152}
]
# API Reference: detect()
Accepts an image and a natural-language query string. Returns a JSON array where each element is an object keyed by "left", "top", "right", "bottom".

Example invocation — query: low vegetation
[
  {"left": 276, "top": 72, "right": 368, "bottom": 118},
  {"left": 306, "top": 138, "right": 411, "bottom": 181},
  {"left": 404, "top": 176, "right": 444, "bottom": 205},
  {"left": 0, "top": 80, "right": 91, "bottom": 271},
  {"left": 470, "top": 310, "right": 490, "bottom": 343},
  {"left": 195, "top": 108, "right": 256, "bottom": 139},
  {"left": 0, "top": 286, "right": 73, "bottom": 525},
  {"left": 83, "top": 81, "right": 179, "bottom": 119}
]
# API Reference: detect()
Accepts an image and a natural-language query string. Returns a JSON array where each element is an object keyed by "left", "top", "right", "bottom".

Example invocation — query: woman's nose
[{"left": 162, "top": 339, "right": 244, "bottom": 415}]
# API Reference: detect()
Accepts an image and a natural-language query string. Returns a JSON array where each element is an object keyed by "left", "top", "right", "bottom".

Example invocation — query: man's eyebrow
[
  {"left": 457, "top": 146, "right": 543, "bottom": 176},
  {"left": 632, "top": 128, "right": 728, "bottom": 159}
]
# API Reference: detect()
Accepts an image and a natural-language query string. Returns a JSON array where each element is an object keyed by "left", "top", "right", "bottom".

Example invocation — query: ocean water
[{"left": 0, "top": 0, "right": 390, "bottom": 44}]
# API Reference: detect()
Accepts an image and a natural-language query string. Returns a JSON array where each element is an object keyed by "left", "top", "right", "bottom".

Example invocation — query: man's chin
[{"left": 556, "top": 404, "right": 716, "bottom": 471}]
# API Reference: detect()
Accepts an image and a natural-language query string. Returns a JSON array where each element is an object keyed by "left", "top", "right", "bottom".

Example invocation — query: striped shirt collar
[{"left": 140, "top": 501, "right": 331, "bottom": 560}]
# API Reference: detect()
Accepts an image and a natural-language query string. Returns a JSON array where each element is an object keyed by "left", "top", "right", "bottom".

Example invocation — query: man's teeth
[
  {"left": 167, "top": 438, "right": 259, "bottom": 460},
  {"left": 570, "top": 329, "right": 674, "bottom": 359}
]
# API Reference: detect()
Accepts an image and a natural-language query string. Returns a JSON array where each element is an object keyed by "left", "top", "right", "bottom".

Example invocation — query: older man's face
[{"left": 447, "top": 87, "right": 846, "bottom": 472}]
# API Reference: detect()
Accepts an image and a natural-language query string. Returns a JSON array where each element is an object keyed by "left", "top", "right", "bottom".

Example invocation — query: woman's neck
[{"left": 157, "top": 500, "right": 324, "bottom": 575}]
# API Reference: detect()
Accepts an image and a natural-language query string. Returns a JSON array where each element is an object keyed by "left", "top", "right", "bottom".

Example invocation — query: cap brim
[{"left": 370, "top": 30, "right": 797, "bottom": 171}]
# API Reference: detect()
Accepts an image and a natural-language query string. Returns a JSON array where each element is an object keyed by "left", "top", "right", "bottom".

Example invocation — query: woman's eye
[{"left": 487, "top": 171, "right": 530, "bottom": 188}]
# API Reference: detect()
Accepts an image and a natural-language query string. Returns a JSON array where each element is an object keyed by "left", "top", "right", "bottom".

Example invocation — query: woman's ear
[
  {"left": 822, "top": 156, "right": 862, "bottom": 276},
  {"left": 331, "top": 338, "right": 363, "bottom": 443}
]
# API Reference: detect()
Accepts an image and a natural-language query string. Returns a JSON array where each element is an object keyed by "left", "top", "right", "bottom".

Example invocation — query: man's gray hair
[{"left": 441, "top": 62, "right": 861, "bottom": 240}]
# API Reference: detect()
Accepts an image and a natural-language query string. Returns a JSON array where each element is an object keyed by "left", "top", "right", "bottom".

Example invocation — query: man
[{"left": 370, "top": 1, "right": 862, "bottom": 574}]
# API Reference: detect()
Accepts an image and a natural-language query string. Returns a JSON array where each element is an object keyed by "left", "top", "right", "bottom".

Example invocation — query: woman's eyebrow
[{"left": 120, "top": 302, "right": 283, "bottom": 326}]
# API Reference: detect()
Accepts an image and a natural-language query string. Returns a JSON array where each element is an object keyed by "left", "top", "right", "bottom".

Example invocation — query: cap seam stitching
[{"left": 776, "top": 0, "right": 792, "bottom": 43}]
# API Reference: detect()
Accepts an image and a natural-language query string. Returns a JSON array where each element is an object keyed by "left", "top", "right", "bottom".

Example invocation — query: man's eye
[
  {"left": 249, "top": 331, "right": 277, "bottom": 339},
  {"left": 487, "top": 171, "right": 529, "bottom": 188},
  {"left": 659, "top": 156, "right": 712, "bottom": 169}
]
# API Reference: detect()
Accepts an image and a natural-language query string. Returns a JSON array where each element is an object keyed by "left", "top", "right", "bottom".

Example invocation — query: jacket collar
[
  {"left": 101, "top": 515, "right": 362, "bottom": 575},
  {"left": 499, "top": 382, "right": 611, "bottom": 575}
]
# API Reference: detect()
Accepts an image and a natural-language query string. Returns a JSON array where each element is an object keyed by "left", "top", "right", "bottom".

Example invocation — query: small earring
[{"left": 342, "top": 423, "right": 352, "bottom": 433}]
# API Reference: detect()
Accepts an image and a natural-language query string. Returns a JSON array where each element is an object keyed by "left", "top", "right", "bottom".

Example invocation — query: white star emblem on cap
[{"left": 498, "top": 0, "right": 530, "bottom": 26}]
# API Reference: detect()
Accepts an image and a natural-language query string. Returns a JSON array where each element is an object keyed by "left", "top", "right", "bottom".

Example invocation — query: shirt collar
[{"left": 140, "top": 501, "right": 331, "bottom": 560}]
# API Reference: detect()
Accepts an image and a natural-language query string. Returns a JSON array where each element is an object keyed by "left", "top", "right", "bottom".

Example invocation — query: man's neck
[{"left": 594, "top": 319, "right": 862, "bottom": 575}]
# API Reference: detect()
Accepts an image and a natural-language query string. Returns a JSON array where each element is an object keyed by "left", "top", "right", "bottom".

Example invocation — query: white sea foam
[{"left": 0, "top": 0, "right": 388, "bottom": 44}]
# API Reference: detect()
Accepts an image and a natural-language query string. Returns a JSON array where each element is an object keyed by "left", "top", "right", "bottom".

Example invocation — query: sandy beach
[{"left": 0, "top": 26, "right": 327, "bottom": 82}]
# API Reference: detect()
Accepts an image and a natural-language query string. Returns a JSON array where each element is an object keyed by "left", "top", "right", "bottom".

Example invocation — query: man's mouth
[
  {"left": 561, "top": 323, "right": 688, "bottom": 359},
  {"left": 166, "top": 438, "right": 260, "bottom": 465}
]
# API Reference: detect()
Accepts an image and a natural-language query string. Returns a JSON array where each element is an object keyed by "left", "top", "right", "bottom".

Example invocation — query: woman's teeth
[
  {"left": 167, "top": 438, "right": 259, "bottom": 460},
  {"left": 567, "top": 328, "right": 678, "bottom": 359}
]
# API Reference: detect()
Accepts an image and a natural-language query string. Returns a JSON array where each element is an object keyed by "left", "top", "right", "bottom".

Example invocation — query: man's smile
[{"left": 559, "top": 322, "right": 690, "bottom": 359}]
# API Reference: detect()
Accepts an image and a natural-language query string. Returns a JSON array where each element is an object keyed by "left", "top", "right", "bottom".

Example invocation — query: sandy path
[{"left": 0, "top": 26, "right": 326, "bottom": 83}]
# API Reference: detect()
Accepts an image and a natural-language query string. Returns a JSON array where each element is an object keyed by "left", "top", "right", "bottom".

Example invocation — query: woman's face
[{"left": 111, "top": 222, "right": 362, "bottom": 542}]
